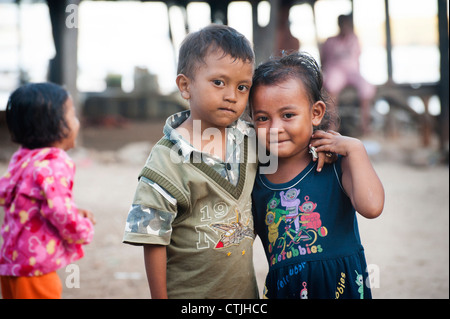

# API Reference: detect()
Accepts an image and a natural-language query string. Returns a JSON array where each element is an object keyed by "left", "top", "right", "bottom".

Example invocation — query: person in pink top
[
  {"left": 320, "top": 14, "right": 376, "bottom": 135},
  {"left": 0, "top": 82, "right": 95, "bottom": 299}
]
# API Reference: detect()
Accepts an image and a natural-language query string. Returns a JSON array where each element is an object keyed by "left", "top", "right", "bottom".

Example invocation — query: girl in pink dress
[{"left": 0, "top": 82, "right": 95, "bottom": 299}]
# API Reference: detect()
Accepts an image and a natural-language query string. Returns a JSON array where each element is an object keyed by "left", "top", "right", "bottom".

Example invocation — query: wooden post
[
  {"left": 46, "top": 0, "right": 81, "bottom": 141},
  {"left": 252, "top": 0, "right": 280, "bottom": 66}
]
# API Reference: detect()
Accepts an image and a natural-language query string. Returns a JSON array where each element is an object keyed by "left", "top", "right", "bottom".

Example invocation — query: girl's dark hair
[
  {"left": 5, "top": 82, "right": 70, "bottom": 149},
  {"left": 177, "top": 24, "right": 255, "bottom": 78},
  {"left": 249, "top": 51, "right": 337, "bottom": 130}
]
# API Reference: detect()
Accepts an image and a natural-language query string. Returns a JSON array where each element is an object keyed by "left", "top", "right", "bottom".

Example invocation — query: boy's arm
[
  {"left": 123, "top": 177, "right": 178, "bottom": 299},
  {"left": 144, "top": 244, "right": 168, "bottom": 299},
  {"left": 311, "top": 130, "right": 384, "bottom": 219}
]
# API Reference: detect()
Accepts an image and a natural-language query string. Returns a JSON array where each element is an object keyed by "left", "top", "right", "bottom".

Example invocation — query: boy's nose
[{"left": 224, "top": 88, "right": 237, "bottom": 103}]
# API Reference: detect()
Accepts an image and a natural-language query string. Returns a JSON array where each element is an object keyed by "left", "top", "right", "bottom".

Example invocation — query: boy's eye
[
  {"left": 238, "top": 85, "right": 249, "bottom": 92},
  {"left": 283, "top": 113, "right": 295, "bottom": 119},
  {"left": 213, "top": 80, "right": 224, "bottom": 86}
]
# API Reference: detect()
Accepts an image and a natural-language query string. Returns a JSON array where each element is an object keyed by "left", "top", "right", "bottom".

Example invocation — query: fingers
[
  {"left": 316, "top": 152, "right": 326, "bottom": 172},
  {"left": 79, "top": 208, "right": 96, "bottom": 225},
  {"left": 325, "top": 152, "right": 338, "bottom": 163},
  {"left": 310, "top": 130, "right": 339, "bottom": 168},
  {"left": 312, "top": 129, "right": 340, "bottom": 139},
  {"left": 326, "top": 130, "right": 340, "bottom": 135}
]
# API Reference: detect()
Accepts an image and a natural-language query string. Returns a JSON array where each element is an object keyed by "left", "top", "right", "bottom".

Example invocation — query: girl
[
  {"left": 0, "top": 82, "right": 95, "bottom": 299},
  {"left": 250, "top": 52, "right": 384, "bottom": 299}
]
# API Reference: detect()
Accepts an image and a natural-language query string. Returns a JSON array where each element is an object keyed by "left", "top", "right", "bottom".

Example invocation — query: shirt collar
[{"left": 163, "top": 110, "right": 251, "bottom": 162}]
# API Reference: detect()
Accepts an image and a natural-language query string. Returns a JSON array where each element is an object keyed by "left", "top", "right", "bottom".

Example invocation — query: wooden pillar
[
  {"left": 252, "top": 0, "right": 280, "bottom": 66},
  {"left": 46, "top": 0, "right": 79, "bottom": 113},
  {"left": 437, "top": 0, "right": 449, "bottom": 157},
  {"left": 384, "top": 0, "right": 393, "bottom": 82},
  {"left": 210, "top": 0, "right": 228, "bottom": 25}
]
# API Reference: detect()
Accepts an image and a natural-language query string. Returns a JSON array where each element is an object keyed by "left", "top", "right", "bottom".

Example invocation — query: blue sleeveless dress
[{"left": 252, "top": 157, "right": 372, "bottom": 299}]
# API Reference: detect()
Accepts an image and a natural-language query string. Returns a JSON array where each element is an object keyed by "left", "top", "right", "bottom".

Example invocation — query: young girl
[
  {"left": 250, "top": 52, "right": 384, "bottom": 299},
  {"left": 0, "top": 82, "right": 95, "bottom": 299}
]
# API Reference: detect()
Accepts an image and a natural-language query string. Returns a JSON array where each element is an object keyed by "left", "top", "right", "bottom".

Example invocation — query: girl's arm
[
  {"left": 143, "top": 244, "right": 168, "bottom": 299},
  {"left": 37, "top": 156, "right": 94, "bottom": 244},
  {"left": 311, "top": 130, "right": 384, "bottom": 219}
]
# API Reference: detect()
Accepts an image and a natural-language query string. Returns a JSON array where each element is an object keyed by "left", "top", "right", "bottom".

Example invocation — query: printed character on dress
[
  {"left": 265, "top": 194, "right": 288, "bottom": 252},
  {"left": 280, "top": 188, "right": 301, "bottom": 232}
]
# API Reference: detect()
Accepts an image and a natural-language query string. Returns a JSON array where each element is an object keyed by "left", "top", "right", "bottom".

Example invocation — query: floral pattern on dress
[{"left": 0, "top": 147, "right": 94, "bottom": 277}]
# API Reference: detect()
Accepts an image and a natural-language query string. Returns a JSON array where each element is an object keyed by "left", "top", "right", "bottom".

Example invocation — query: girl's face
[
  {"left": 57, "top": 97, "right": 80, "bottom": 151},
  {"left": 251, "top": 78, "right": 325, "bottom": 161}
]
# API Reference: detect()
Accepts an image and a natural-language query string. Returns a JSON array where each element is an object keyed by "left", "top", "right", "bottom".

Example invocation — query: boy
[{"left": 123, "top": 24, "right": 258, "bottom": 299}]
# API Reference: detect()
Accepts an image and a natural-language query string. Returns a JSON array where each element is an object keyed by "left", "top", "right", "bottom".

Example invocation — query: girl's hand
[
  {"left": 310, "top": 130, "right": 338, "bottom": 172},
  {"left": 310, "top": 130, "right": 360, "bottom": 158},
  {"left": 78, "top": 208, "right": 96, "bottom": 225}
]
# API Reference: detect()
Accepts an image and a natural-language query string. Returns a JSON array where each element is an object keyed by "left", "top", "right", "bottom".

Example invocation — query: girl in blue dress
[{"left": 250, "top": 52, "right": 384, "bottom": 299}]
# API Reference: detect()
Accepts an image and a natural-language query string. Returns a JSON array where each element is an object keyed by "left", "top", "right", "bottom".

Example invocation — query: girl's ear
[
  {"left": 311, "top": 101, "right": 326, "bottom": 126},
  {"left": 176, "top": 74, "right": 190, "bottom": 100}
]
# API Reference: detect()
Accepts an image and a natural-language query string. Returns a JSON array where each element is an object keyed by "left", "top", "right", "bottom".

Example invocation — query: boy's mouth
[{"left": 218, "top": 107, "right": 236, "bottom": 114}]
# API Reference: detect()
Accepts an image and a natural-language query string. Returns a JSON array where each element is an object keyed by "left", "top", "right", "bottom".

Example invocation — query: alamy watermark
[
  {"left": 65, "top": 263, "right": 80, "bottom": 288},
  {"left": 168, "top": 120, "right": 279, "bottom": 174},
  {"left": 63, "top": 263, "right": 380, "bottom": 292},
  {"left": 366, "top": 263, "right": 381, "bottom": 289},
  {"left": 65, "top": 4, "right": 78, "bottom": 29}
]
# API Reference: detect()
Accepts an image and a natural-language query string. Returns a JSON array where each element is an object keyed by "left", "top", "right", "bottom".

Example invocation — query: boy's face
[{"left": 178, "top": 49, "right": 253, "bottom": 130}]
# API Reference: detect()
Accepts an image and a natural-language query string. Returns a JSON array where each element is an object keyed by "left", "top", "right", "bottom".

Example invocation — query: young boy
[{"left": 123, "top": 24, "right": 258, "bottom": 299}]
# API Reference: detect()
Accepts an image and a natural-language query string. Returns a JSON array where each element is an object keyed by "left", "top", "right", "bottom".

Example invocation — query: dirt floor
[{"left": 0, "top": 118, "right": 448, "bottom": 299}]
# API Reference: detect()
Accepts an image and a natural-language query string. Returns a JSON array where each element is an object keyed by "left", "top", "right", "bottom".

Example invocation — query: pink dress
[{"left": 0, "top": 147, "right": 94, "bottom": 277}]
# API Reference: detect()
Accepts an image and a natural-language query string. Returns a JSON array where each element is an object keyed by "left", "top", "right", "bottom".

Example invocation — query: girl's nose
[{"left": 270, "top": 118, "right": 285, "bottom": 133}]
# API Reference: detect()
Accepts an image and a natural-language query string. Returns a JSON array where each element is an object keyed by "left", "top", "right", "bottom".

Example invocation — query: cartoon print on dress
[
  {"left": 211, "top": 208, "right": 254, "bottom": 250},
  {"left": 280, "top": 188, "right": 301, "bottom": 232},
  {"left": 299, "top": 196, "right": 321, "bottom": 229},
  {"left": 265, "top": 194, "right": 288, "bottom": 253},
  {"left": 264, "top": 190, "right": 328, "bottom": 267},
  {"left": 299, "top": 196, "right": 328, "bottom": 238},
  {"left": 355, "top": 270, "right": 364, "bottom": 299},
  {"left": 300, "top": 282, "right": 308, "bottom": 299}
]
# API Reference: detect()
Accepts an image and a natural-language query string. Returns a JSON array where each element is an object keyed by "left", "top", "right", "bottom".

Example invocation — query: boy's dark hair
[
  {"left": 177, "top": 24, "right": 255, "bottom": 78},
  {"left": 250, "top": 51, "right": 336, "bottom": 130},
  {"left": 6, "top": 82, "right": 70, "bottom": 149}
]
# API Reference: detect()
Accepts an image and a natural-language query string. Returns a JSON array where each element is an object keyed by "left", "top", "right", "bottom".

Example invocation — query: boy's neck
[{"left": 176, "top": 116, "right": 227, "bottom": 161}]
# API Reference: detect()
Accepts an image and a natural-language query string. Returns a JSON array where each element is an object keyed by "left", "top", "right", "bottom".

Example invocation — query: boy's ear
[
  {"left": 176, "top": 74, "right": 190, "bottom": 100},
  {"left": 311, "top": 101, "right": 326, "bottom": 126}
]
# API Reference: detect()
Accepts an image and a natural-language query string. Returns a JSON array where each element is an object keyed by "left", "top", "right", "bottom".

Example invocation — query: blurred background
[
  {"left": 0, "top": 0, "right": 448, "bottom": 299},
  {"left": 0, "top": 0, "right": 448, "bottom": 151}
]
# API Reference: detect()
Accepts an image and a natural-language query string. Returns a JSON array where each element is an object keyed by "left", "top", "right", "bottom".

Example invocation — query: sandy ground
[{"left": 0, "top": 119, "right": 448, "bottom": 299}]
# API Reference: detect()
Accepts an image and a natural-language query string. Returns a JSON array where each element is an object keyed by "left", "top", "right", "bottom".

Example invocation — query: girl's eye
[
  {"left": 213, "top": 80, "right": 224, "bottom": 86},
  {"left": 238, "top": 85, "right": 249, "bottom": 92},
  {"left": 255, "top": 116, "right": 268, "bottom": 122},
  {"left": 283, "top": 113, "right": 295, "bottom": 119}
]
